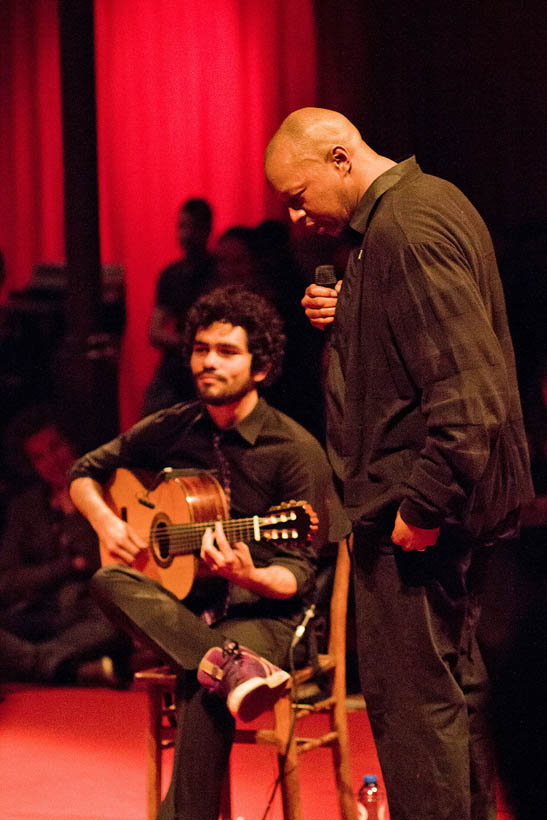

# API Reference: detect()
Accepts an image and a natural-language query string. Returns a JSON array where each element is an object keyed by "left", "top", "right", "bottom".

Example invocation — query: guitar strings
[{"left": 126, "top": 516, "right": 305, "bottom": 555}]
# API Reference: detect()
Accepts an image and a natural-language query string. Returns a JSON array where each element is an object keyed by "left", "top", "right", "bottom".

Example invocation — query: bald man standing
[{"left": 265, "top": 109, "right": 533, "bottom": 820}]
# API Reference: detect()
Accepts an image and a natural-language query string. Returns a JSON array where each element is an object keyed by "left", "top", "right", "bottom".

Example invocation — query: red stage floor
[{"left": 0, "top": 685, "right": 513, "bottom": 820}]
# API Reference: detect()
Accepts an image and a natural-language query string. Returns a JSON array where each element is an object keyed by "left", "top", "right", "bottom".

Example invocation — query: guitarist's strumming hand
[
  {"left": 94, "top": 509, "right": 148, "bottom": 566},
  {"left": 70, "top": 475, "right": 149, "bottom": 566},
  {"left": 200, "top": 521, "right": 297, "bottom": 599}
]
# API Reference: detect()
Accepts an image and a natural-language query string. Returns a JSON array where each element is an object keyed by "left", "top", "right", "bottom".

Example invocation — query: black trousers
[
  {"left": 352, "top": 525, "right": 496, "bottom": 820},
  {"left": 91, "top": 565, "right": 295, "bottom": 820}
]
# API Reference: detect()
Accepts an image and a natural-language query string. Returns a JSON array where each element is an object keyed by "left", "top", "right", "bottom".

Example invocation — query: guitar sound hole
[
  {"left": 150, "top": 515, "right": 174, "bottom": 567},
  {"left": 155, "top": 521, "right": 170, "bottom": 559}
]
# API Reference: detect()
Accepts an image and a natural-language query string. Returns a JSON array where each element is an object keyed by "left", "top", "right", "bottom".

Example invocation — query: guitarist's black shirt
[{"left": 69, "top": 398, "right": 349, "bottom": 621}]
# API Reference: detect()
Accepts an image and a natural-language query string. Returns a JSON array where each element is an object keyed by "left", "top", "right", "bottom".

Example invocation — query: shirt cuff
[{"left": 399, "top": 499, "right": 442, "bottom": 530}]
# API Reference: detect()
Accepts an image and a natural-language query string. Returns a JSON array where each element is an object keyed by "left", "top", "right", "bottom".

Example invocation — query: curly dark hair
[{"left": 182, "top": 287, "right": 285, "bottom": 386}]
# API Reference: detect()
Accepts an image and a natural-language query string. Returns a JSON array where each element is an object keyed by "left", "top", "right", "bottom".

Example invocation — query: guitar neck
[{"left": 166, "top": 516, "right": 260, "bottom": 556}]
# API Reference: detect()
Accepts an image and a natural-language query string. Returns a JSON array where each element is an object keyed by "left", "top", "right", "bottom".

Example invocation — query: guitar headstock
[{"left": 259, "top": 500, "right": 315, "bottom": 543}]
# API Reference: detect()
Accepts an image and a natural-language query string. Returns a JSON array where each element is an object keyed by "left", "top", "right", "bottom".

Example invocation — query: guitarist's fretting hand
[
  {"left": 201, "top": 522, "right": 252, "bottom": 576},
  {"left": 200, "top": 521, "right": 297, "bottom": 599}
]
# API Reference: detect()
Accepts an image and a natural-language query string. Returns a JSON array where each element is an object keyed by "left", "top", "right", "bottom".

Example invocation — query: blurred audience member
[
  {"left": 523, "top": 354, "right": 547, "bottom": 493},
  {"left": 0, "top": 405, "right": 129, "bottom": 686},
  {"left": 519, "top": 354, "right": 547, "bottom": 574},
  {"left": 142, "top": 198, "right": 216, "bottom": 416},
  {"left": 213, "top": 225, "right": 274, "bottom": 299},
  {"left": 489, "top": 587, "right": 547, "bottom": 820},
  {"left": 500, "top": 220, "right": 547, "bottom": 392},
  {"left": 478, "top": 361, "right": 547, "bottom": 674},
  {"left": 254, "top": 219, "right": 328, "bottom": 441},
  {"left": 485, "top": 285, "right": 547, "bottom": 818}
]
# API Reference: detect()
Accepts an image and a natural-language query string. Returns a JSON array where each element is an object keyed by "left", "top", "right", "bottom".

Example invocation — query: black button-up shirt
[
  {"left": 70, "top": 397, "right": 349, "bottom": 618},
  {"left": 327, "top": 157, "right": 533, "bottom": 541}
]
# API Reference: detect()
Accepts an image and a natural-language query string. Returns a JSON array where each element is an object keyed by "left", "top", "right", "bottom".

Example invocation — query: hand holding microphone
[{"left": 301, "top": 265, "right": 342, "bottom": 330}]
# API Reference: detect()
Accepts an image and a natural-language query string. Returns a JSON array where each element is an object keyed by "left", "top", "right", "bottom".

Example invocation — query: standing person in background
[
  {"left": 254, "top": 219, "right": 329, "bottom": 442},
  {"left": 142, "top": 198, "right": 217, "bottom": 417},
  {"left": 265, "top": 107, "right": 533, "bottom": 820}
]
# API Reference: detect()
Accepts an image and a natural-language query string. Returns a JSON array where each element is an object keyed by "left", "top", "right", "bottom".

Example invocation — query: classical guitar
[{"left": 102, "top": 467, "right": 312, "bottom": 599}]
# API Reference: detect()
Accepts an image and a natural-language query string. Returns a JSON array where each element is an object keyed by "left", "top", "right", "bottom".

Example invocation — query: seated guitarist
[{"left": 69, "top": 286, "right": 349, "bottom": 820}]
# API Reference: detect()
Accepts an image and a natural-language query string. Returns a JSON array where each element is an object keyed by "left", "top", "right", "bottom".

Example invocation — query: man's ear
[
  {"left": 331, "top": 145, "right": 351, "bottom": 175},
  {"left": 252, "top": 367, "right": 269, "bottom": 385}
]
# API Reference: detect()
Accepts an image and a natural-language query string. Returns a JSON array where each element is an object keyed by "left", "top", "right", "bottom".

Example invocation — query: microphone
[
  {"left": 290, "top": 604, "right": 316, "bottom": 649},
  {"left": 314, "top": 264, "right": 337, "bottom": 288},
  {"left": 312, "top": 265, "right": 338, "bottom": 335}
]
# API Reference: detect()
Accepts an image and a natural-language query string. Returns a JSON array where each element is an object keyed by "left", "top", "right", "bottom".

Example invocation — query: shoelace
[{"left": 222, "top": 640, "right": 240, "bottom": 658}]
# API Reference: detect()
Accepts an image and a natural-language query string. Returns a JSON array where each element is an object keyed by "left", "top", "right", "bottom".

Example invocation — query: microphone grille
[{"left": 314, "top": 264, "right": 337, "bottom": 287}]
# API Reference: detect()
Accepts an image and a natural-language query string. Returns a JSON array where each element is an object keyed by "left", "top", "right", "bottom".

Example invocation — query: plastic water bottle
[{"left": 357, "top": 774, "right": 387, "bottom": 820}]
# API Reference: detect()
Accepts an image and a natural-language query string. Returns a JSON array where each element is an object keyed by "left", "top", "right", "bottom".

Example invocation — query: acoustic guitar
[{"left": 102, "top": 467, "right": 312, "bottom": 599}]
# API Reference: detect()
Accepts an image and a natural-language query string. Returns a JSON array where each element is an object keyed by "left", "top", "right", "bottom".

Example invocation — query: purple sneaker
[{"left": 197, "top": 640, "right": 290, "bottom": 722}]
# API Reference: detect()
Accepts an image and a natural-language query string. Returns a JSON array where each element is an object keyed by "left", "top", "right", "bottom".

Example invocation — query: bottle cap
[{"left": 363, "top": 775, "right": 378, "bottom": 785}]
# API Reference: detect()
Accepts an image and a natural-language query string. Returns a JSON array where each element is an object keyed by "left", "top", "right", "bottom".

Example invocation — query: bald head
[
  {"left": 265, "top": 108, "right": 395, "bottom": 235},
  {"left": 265, "top": 107, "right": 363, "bottom": 170}
]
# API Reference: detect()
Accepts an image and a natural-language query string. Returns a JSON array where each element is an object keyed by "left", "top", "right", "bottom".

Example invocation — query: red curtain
[
  {"left": 1, "top": 0, "right": 317, "bottom": 427},
  {"left": 94, "top": 0, "right": 317, "bottom": 427},
  {"left": 0, "top": 0, "right": 65, "bottom": 298}
]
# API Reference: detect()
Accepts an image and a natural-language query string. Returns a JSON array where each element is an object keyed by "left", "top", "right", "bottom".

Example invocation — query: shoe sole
[{"left": 227, "top": 670, "right": 290, "bottom": 722}]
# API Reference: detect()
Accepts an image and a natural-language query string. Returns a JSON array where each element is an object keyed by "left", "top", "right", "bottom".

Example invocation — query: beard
[{"left": 193, "top": 373, "right": 257, "bottom": 406}]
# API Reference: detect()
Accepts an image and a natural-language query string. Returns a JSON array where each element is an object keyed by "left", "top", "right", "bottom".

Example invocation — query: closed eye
[
  {"left": 287, "top": 190, "right": 305, "bottom": 210},
  {"left": 216, "top": 346, "right": 240, "bottom": 356}
]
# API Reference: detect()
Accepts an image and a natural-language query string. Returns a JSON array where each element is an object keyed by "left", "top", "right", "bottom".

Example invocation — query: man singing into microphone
[
  {"left": 265, "top": 107, "right": 533, "bottom": 820},
  {"left": 69, "top": 286, "right": 348, "bottom": 820}
]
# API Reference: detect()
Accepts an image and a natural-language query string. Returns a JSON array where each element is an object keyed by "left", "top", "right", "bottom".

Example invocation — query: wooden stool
[{"left": 134, "top": 539, "right": 357, "bottom": 820}]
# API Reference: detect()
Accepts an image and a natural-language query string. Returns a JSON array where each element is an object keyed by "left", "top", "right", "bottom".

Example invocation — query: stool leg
[
  {"left": 330, "top": 697, "right": 357, "bottom": 820},
  {"left": 274, "top": 694, "right": 301, "bottom": 820},
  {"left": 146, "top": 686, "right": 164, "bottom": 820}
]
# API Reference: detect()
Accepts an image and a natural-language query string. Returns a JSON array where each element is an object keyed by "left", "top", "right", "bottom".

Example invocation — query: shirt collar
[
  {"left": 202, "top": 396, "right": 268, "bottom": 445},
  {"left": 349, "top": 156, "right": 420, "bottom": 235},
  {"left": 233, "top": 397, "right": 268, "bottom": 444}
]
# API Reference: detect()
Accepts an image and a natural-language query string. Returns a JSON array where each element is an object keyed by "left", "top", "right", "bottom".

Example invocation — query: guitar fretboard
[{"left": 162, "top": 517, "right": 260, "bottom": 555}]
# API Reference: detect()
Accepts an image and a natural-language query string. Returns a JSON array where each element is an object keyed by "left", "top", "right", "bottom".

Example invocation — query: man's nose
[
  {"left": 203, "top": 349, "right": 218, "bottom": 367},
  {"left": 288, "top": 207, "right": 306, "bottom": 224}
]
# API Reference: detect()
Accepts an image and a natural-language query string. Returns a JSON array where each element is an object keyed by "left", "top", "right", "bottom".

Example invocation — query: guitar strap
[
  {"left": 203, "top": 431, "right": 232, "bottom": 625},
  {"left": 211, "top": 431, "right": 232, "bottom": 509}
]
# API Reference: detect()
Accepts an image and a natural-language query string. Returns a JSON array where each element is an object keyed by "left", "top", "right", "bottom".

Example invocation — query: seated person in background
[
  {"left": 0, "top": 406, "right": 130, "bottom": 686},
  {"left": 69, "top": 286, "right": 348, "bottom": 820},
  {"left": 489, "top": 590, "right": 547, "bottom": 820},
  {"left": 521, "top": 354, "right": 547, "bottom": 532},
  {"left": 142, "top": 197, "right": 217, "bottom": 417}
]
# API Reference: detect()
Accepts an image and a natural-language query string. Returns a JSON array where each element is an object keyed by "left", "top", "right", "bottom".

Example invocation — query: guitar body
[{"left": 102, "top": 468, "right": 228, "bottom": 599}]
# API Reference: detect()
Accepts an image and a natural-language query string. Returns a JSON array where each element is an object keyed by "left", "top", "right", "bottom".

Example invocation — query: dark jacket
[{"left": 327, "top": 157, "right": 533, "bottom": 542}]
